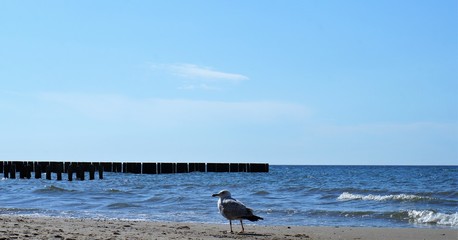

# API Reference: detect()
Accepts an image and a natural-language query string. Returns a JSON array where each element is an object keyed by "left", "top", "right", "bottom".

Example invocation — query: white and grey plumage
[{"left": 212, "top": 190, "right": 263, "bottom": 233}]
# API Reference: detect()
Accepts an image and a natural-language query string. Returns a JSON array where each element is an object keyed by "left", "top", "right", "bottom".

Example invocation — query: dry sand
[{"left": 0, "top": 215, "right": 456, "bottom": 240}]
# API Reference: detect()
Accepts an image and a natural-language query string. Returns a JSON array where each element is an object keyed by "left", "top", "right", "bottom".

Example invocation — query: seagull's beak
[{"left": 212, "top": 193, "right": 219, "bottom": 197}]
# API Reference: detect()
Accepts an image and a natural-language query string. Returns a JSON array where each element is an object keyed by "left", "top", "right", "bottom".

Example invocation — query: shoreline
[{"left": 1, "top": 215, "right": 456, "bottom": 240}]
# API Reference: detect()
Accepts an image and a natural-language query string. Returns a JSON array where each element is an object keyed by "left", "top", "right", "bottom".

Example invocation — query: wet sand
[{"left": 1, "top": 215, "right": 456, "bottom": 240}]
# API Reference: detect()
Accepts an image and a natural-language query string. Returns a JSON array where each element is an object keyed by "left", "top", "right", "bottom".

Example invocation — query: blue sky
[{"left": 1, "top": 1, "right": 457, "bottom": 165}]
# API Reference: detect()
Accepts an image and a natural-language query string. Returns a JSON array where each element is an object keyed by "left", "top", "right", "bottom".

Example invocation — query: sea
[{"left": 1, "top": 165, "right": 457, "bottom": 229}]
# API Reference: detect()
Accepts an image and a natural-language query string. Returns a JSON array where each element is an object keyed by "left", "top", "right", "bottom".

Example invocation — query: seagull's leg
[
  {"left": 240, "top": 220, "right": 244, "bottom": 233},
  {"left": 229, "top": 220, "right": 233, "bottom": 233}
]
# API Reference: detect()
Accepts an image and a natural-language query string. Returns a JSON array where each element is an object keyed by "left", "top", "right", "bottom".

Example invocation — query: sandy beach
[{"left": 1, "top": 215, "right": 456, "bottom": 240}]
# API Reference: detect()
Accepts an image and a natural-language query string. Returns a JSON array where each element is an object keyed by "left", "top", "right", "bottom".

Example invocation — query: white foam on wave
[
  {"left": 408, "top": 210, "right": 458, "bottom": 226},
  {"left": 337, "top": 192, "right": 432, "bottom": 201}
]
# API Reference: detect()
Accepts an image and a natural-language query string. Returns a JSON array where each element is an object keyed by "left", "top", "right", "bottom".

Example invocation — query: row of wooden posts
[{"left": 1, "top": 161, "right": 269, "bottom": 180}]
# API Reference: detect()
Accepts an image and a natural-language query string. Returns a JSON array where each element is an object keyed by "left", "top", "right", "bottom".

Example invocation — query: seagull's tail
[
  {"left": 244, "top": 208, "right": 263, "bottom": 221},
  {"left": 243, "top": 215, "right": 264, "bottom": 222}
]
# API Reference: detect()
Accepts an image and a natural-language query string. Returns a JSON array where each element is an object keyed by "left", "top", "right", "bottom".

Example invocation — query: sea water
[{"left": 1, "top": 165, "right": 457, "bottom": 228}]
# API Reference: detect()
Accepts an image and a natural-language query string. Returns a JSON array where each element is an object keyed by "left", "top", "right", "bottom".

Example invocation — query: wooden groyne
[{"left": 0, "top": 161, "right": 269, "bottom": 180}]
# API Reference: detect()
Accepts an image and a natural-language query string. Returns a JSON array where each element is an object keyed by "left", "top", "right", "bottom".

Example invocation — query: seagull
[{"left": 212, "top": 190, "right": 263, "bottom": 233}]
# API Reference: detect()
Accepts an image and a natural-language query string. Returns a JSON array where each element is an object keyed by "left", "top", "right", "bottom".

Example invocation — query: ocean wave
[
  {"left": 145, "top": 196, "right": 164, "bottom": 203},
  {"left": 306, "top": 209, "right": 376, "bottom": 218},
  {"left": 265, "top": 208, "right": 302, "bottom": 216},
  {"left": 0, "top": 207, "right": 41, "bottom": 214},
  {"left": 252, "top": 190, "right": 270, "bottom": 196},
  {"left": 337, "top": 192, "right": 433, "bottom": 202},
  {"left": 105, "top": 188, "right": 133, "bottom": 194},
  {"left": 302, "top": 209, "right": 458, "bottom": 226},
  {"left": 106, "top": 188, "right": 123, "bottom": 193},
  {"left": 33, "top": 185, "right": 76, "bottom": 193},
  {"left": 106, "top": 203, "right": 141, "bottom": 209},
  {"left": 408, "top": 210, "right": 458, "bottom": 226}
]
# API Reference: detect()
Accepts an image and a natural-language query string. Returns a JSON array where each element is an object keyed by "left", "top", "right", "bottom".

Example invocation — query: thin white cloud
[
  {"left": 155, "top": 63, "right": 249, "bottom": 82},
  {"left": 178, "top": 83, "right": 221, "bottom": 91}
]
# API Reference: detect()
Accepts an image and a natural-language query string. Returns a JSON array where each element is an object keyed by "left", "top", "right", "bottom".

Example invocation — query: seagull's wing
[{"left": 220, "top": 198, "right": 250, "bottom": 220}]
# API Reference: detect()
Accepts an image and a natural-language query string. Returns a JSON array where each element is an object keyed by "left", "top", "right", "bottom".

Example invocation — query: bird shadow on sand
[
  {"left": 238, "top": 232, "right": 271, "bottom": 237},
  {"left": 221, "top": 231, "right": 271, "bottom": 237}
]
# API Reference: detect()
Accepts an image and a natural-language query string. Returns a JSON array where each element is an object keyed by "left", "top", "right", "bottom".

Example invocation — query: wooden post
[
  {"left": 239, "top": 163, "right": 248, "bottom": 172},
  {"left": 230, "top": 163, "right": 239, "bottom": 172},
  {"left": 142, "top": 163, "right": 157, "bottom": 174},
  {"left": 249, "top": 163, "right": 269, "bottom": 172},
  {"left": 35, "top": 163, "right": 42, "bottom": 179},
  {"left": 113, "top": 162, "right": 122, "bottom": 173},
  {"left": 206, "top": 163, "right": 217, "bottom": 172},
  {"left": 46, "top": 165, "right": 51, "bottom": 180},
  {"left": 77, "top": 165, "right": 85, "bottom": 181},
  {"left": 39, "top": 162, "right": 48, "bottom": 177},
  {"left": 19, "top": 162, "right": 25, "bottom": 179},
  {"left": 189, "top": 163, "right": 205, "bottom": 172},
  {"left": 98, "top": 165, "right": 103, "bottom": 179},
  {"left": 56, "top": 163, "right": 62, "bottom": 181},
  {"left": 26, "top": 164, "right": 32, "bottom": 179},
  {"left": 51, "top": 162, "right": 63, "bottom": 175},
  {"left": 64, "top": 162, "right": 69, "bottom": 173},
  {"left": 89, "top": 164, "right": 95, "bottom": 180},
  {"left": 217, "top": 163, "right": 230, "bottom": 172},
  {"left": 160, "top": 163, "right": 175, "bottom": 174},
  {"left": 76, "top": 165, "right": 81, "bottom": 180},
  {"left": 10, "top": 163, "right": 16, "bottom": 179},
  {"left": 68, "top": 163, "right": 74, "bottom": 181},
  {"left": 4, "top": 162, "right": 10, "bottom": 179},
  {"left": 125, "top": 163, "right": 141, "bottom": 174},
  {"left": 100, "top": 162, "right": 112, "bottom": 172},
  {"left": 176, "top": 163, "right": 188, "bottom": 173}
]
